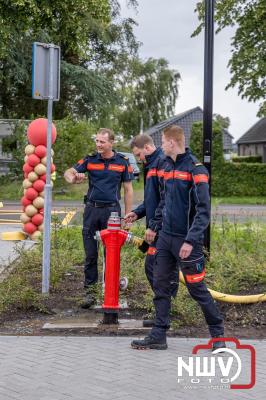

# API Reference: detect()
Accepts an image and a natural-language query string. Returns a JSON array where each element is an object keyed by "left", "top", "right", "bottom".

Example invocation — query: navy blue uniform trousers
[
  {"left": 82, "top": 203, "right": 121, "bottom": 288},
  {"left": 145, "top": 240, "right": 179, "bottom": 298},
  {"left": 150, "top": 231, "right": 224, "bottom": 340}
]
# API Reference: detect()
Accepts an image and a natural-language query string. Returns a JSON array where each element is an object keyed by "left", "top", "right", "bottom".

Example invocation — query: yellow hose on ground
[
  {"left": 178, "top": 271, "right": 266, "bottom": 304},
  {"left": 128, "top": 234, "right": 266, "bottom": 304}
]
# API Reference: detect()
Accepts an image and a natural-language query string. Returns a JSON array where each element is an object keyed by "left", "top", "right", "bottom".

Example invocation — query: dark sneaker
[
  {"left": 131, "top": 336, "right": 167, "bottom": 350},
  {"left": 212, "top": 335, "right": 226, "bottom": 352},
  {"left": 80, "top": 293, "right": 95, "bottom": 309},
  {"left": 142, "top": 319, "right": 155, "bottom": 328}
]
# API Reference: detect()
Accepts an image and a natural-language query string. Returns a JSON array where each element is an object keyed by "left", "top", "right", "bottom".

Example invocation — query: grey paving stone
[{"left": 0, "top": 337, "right": 265, "bottom": 400}]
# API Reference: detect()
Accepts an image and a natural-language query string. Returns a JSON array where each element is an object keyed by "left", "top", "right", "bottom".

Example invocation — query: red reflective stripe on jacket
[
  {"left": 193, "top": 174, "right": 209, "bottom": 184},
  {"left": 77, "top": 159, "right": 84, "bottom": 165},
  {"left": 128, "top": 165, "right": 133, "bottom": 173},
  {"left": 185, "top": 268, "right": 206, "bottom": 284},
  {"left": 157, "top": 169, "right": 164, "bottom": 178},
  {"left": 174, "top": 170, "right": 192, "bottom": 181},
  {"left": 146, "top": 168, "right": 157, "bottom": 178},
  {"left": 164, "top": 171, "right": 174, "bottom": 180},
  {"left": 108, "top": 164, "right": 125, "bottom": 172},
  {"left": 87, "top": 163, "right": 105, "bottom": 171},
  {"left": 147, "top": 246, "right": 157, "bottom": 255},
  {"left": 163, "top": 170, "right": 192, "bottom": 181}
]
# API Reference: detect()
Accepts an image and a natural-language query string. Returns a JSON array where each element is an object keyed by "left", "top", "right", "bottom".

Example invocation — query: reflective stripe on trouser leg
[{"left": 180, "top": 256, "right": 224, "bottom": 337}]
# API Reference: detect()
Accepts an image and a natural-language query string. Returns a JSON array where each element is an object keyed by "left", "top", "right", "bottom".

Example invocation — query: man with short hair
[
  {"left": 64, "top": 128, "right": 134, "bottom": 308},
  {"left": 131, "top": 125, "right": 225, "bottom": 351},
  {"left": 125, "top": 134, "right": 166, "bottom": 288},
  {"left": 125, "top": 134, "right": 178, "bottom": 326}
]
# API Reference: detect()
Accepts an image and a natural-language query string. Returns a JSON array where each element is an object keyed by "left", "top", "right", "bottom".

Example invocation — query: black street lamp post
[{"left": 203, "top": 0, "right": 214, "bottom": 253}]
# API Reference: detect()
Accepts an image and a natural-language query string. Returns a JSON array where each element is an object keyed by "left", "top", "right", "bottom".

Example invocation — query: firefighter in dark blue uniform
[
  {"left": 131, "top": 125, "right": 225, "bottom": 351},
  {"left": 124, "top": 134, "right": 178, "bottom": 316},
  {"left": 64, "top": 128, "right": 134, "bottom": 308},
  {"left": 124, "top": 134, "right": 165, "bottom": 286}
]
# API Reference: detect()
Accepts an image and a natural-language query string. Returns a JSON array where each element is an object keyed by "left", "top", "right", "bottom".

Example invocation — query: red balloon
[
  {"left": 24, "top": 173, "right": 28, "bottom": 179},
  {"left": 21, "top": 196, "right": 32, "bottom": 207},
  {"left": 27, "top": 154, "right": 40, "bottom": 167},
  {"left": 25, "top": 188, "right": 38, "bottom": 201},
  {"left": 51, "top": 163, "right": 56, "bottom": 173},
  {"left": 35, "top": 145, "right": 47, "bottom": 158},
  {"left": 27, "top": 118, "right": 56, "bottom": 146},
  {"left": 31, "top": 213, "right": 44, "bottom": 226},
  {"left": 39, "top": 208, "right": 44, "bottom": 215},
  {"left": 40, "top": 174, "right": 46, "bottom": 182},
  {"left": 23, "top": 163, "right": 34, "bottom": 174},
  {"left": 23, "top": 222, "right": 37, "bottom": 234},
  {"left": 33, "top": 179, "right": 45, "bottom": 192}
]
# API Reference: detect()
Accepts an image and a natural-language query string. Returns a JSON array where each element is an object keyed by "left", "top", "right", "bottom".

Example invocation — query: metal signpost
[
  {"left": 32, "top": 42, "right": 60, "bottom": 293},
  {"left": 203, "top": 0, "right": 214, "bottom": 253}
]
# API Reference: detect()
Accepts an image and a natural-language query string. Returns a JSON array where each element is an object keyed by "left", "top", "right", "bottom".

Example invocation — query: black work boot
[
  {"left": 80, "top": 292, "right": 96, "bottom": 309},
  {"left": 131, "top": 336, "right": 167, "bottom": 350},
  {"left": 212, "top": 335, "right": 226, "bottom": 352}
]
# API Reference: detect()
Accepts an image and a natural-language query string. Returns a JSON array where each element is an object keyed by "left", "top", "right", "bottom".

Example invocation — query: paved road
[
  {"left": 1, "top": 201, "right": 266, "bottom": 225},
  {"left": 0, "top": 336, "right": 264, "bottom": 400}
]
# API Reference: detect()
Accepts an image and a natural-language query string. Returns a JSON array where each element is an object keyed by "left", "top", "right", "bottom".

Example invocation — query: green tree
[
  {"left": 193, "top": 0, "right": 266, "bottom": 116},
  {"left": 53, "top": 119, "right": 98, "bottom": 176},
  {"left": 2, "top": 122, "right": 28, "bottom": 179},
  {"left": 115, "top": 57, "right": 180, "bottom": 137},
  {"left": 213, "top": 114, "right": 230, "bottom": 130},
  {"left": 190, "top": 120, "right": 224, "bottom": 168},
  {"left": 0, "top": 1, "right": 139, "bottom": 120}
]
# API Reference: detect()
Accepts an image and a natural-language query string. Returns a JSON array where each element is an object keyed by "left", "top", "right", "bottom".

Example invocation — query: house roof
[
  {"left": 145, "top": 107, "right": 202, "bottom": 136},
  {"left": 145, "top": 106, "right": 234, "bottom": 151},
  {"left": 236, "top": 117, "right": 266, "bottom": 144}
]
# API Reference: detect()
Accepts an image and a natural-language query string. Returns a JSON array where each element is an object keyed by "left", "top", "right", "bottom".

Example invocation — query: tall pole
[
  {"left": 42, "top": 45, "right": 54, "bottom": 293},
  {"left": 203, "top": 0, "right": 214, "bottom": 253}
]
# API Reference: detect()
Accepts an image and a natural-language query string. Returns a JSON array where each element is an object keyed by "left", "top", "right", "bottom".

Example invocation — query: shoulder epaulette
[{"left": 117, "top": 152, "right": 128, "bottom": 160}]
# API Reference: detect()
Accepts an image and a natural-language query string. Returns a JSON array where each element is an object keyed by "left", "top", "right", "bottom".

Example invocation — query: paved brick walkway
[{"left": 0, "top": 336, "right": 264, "bottom": 400}]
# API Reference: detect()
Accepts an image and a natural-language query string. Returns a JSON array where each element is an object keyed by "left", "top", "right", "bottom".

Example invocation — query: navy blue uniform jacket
[
  {"left": 133, "top": 147, "right": 165, "bottom": 227},
  {"left": 149, "top": 149, "right": 210, "bottom": 246},
  {"left": 73, "top": 151, "right": 133, "bottom": 203}
]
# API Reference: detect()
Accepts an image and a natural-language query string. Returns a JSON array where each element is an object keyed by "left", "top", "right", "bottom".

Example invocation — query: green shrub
[
  {"left": 189, "top": 120, "right": 266, "bottom": 196},
  {"left": 212, "top": 162, "right": 266, "bottom": 196},
  {"left": 190, "top": 121, "right": 224, "bottom": 167},
  {"left": 53, "top": 118, "right": 98, "bottom": 177},
  {"left": 232, "top": 155, "right": 262, "bottom": 163}
]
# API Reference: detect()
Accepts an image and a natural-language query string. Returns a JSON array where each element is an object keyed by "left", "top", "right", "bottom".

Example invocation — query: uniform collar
[
  {"left": 145, "top": 147, "right": 163, "bottom": 165},
  {"left": 166, "top": 148, "right": 190, "bottom": 164},
  {"left": 96, "top": 150, "right": 117, "bottom": 161}
]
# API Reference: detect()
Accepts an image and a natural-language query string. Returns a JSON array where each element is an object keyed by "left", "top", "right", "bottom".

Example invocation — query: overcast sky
[{"left": 120, "top": 0, "right": 260, "bottom": 141}]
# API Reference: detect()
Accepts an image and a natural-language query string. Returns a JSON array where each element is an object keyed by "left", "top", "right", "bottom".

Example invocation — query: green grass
[
  {"left": 0, "top": 221, "right": 84, "bottom": 314},
  {"left": 0, "top": 177, "right": 144, "bottom": 202},
  {"left": 0, "top": 179, "right": 24, "bottom": 200},
  {"left": 213, "top": 196, "right": 266, "bottom": 205}
]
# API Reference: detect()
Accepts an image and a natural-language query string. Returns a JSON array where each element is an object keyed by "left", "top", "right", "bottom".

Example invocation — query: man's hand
[
  {"left": 124, "top": 211, "right": 138, "bottom": 224},
  {"left": 75, "top": 172, "right": 86, "bottom": 184},
  {"left": 64, "top": 168, "right": 86, "bottom": 184},
  {"left": 144, "top": 228, "right": 157, "bottom": 244},
  {"left": 179, "top": 242, "right": 193, "bottom": 259}
]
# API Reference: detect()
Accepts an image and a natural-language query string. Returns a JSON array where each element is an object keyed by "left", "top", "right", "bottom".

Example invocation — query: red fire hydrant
[{"left": 95, "top": 212, "right": 130, "bottom": 315}]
